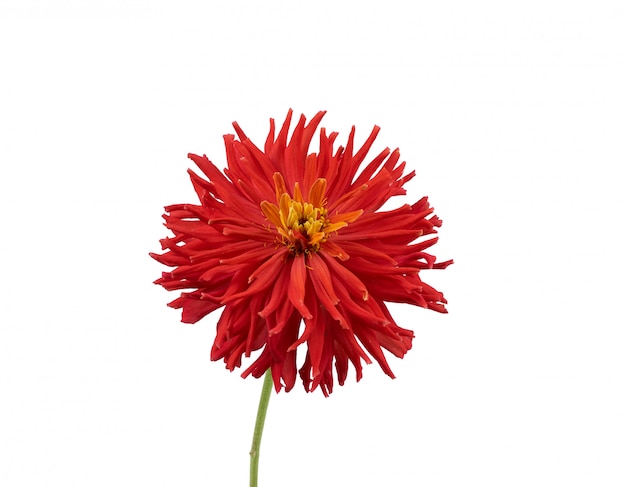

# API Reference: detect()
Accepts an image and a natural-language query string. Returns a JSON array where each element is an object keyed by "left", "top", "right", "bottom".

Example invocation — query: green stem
[{"left": 250, "top": 370, "right": 274, "bottom": 487}]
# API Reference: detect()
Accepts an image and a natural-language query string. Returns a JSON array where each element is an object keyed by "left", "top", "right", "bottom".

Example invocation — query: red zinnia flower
[{"left": 151, "top": 110, "right": 452, "bottom": 396}]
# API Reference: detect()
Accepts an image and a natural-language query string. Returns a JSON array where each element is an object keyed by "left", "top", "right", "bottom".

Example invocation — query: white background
[{"left": 1, "top": 1, "right": 625, "bottom": 486}]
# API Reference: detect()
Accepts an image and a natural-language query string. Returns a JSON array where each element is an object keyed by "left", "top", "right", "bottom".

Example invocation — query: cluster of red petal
[{"left": 151, "top": 110, "right": 452, "bottom": 396}]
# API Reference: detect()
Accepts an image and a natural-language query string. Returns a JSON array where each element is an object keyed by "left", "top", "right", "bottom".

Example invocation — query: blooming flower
[{"left": 151, "top": 110, "right": 452, "bottom": 396}]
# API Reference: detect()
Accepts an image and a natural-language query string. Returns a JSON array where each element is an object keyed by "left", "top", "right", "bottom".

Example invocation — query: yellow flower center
[{"left": 261, "top": 173, "right": 362, "bottom": 255}]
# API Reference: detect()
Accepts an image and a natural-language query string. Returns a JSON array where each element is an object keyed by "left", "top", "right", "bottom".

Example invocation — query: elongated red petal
[{"left": 287, "top": 256, "right": 312, "bottom": 319}]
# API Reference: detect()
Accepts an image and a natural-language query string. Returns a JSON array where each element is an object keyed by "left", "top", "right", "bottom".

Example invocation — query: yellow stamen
[{"left": 260, "top": 174, "right": 363, "bottom": 255}]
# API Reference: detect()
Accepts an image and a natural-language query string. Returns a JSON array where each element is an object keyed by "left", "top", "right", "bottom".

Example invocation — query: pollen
[{"left": 261, "top": 173, "right": 362, "bottom": 255}]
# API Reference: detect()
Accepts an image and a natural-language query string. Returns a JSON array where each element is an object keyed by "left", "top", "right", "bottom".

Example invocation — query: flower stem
[{"left": 250, "top": 370, "right": 273, "bottom": 487}]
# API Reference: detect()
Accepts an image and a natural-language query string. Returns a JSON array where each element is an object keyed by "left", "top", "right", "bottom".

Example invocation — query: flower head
[{"left": 151, "top": 110, "right": 452, "bottom": 396}]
